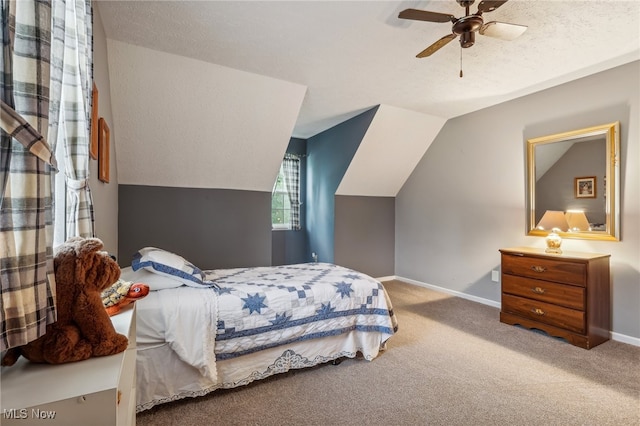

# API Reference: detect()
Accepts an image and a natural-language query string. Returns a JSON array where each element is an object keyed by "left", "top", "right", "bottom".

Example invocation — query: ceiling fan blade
[
  {"left": 480, "top": 21, "right": 527, "bottom": 40},
  {"left": 477, "top": 1, "right": 509, "bottom": 14},
  {"left": 399, "top": 8, "right": 455, "bottom": 23},
  {"left": 416, "top": 34, "right": 457, "bottom": 58}
]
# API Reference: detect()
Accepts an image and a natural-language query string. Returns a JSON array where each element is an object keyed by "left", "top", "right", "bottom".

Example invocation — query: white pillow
[
  {"left": 131, "top": 247, "right": 218, "bottom": 288},
  {"left": 119, "top": 266, "right": 183, "bottom": 291}
]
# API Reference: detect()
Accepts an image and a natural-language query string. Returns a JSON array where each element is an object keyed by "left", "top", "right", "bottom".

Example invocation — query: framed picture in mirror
[{"left": 575, "top": 176, "right": 596, "bottom": 198}]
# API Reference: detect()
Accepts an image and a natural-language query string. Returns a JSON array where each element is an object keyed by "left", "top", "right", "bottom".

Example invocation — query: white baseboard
[
  {"left": 386, "top": 275, "right": 640, "bottom": 347},
  {"left": 393, "top": 275, "right": 501, "bottom": 309},
  {"left": 611, "top": 332, "right": 640, "bottom": 347}
]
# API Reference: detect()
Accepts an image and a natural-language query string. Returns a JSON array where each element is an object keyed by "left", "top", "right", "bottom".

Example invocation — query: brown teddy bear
[{"left": 1, "top": 237, "right": 129, "bottom": 365}]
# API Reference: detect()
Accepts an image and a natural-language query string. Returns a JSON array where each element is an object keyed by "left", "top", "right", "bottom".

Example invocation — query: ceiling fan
[{"left": 399, "top": 0, "right": 527, "bottom": 58}]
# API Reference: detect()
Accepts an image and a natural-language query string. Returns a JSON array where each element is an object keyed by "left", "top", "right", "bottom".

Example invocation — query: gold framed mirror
[{"left": 526, "top": 122, "right": 620, "bottom": 241}]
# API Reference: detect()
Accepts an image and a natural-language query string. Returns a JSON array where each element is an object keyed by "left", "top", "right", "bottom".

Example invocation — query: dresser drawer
[
  {"left": 502, "top": 294, "right": 585, "bottom": 334},
  {"left": 502, "top": 275, "right": 585, "bottom": 310},
  {"left": 502, "top": 254, "right": 586, "bottom": 286}
]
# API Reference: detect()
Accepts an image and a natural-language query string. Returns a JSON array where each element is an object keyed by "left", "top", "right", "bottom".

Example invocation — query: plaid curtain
[
  {"left": 282, "top": 154, "right": 301, "bottom": 230},
  {"left": 49, "top": 0, "right": 94, "bottom": 239},
  {"left": 0, "top": 0, "right": 57, "bottom": 351}
]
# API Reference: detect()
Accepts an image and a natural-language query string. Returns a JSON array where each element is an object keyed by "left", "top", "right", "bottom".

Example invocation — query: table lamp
[
  {"left": 536, "top": 210, "right": 569, "bottom": 254},
  {"left": 565, "top": 210, "right": 591, "bottom": 232}
]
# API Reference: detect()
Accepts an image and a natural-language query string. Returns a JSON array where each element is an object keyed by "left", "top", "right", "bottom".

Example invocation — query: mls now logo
[
  {"left": 2, "top": 408, "right": 56, "bottom": 419},
  {"left": 2, "top": 408, "right": 28, "bottom": 419}
]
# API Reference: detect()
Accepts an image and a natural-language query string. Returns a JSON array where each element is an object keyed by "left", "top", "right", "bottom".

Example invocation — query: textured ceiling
[{"left": 97, "top": 0, "right": 640, "bottom": 138}]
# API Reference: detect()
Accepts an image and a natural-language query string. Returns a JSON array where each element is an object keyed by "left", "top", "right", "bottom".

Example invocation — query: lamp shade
[
  {"left": 536, "top": 210, "right": 569, "bottom": 232},
  {"left": 565, "top": 211, "right": 591, "bottom": 232}
]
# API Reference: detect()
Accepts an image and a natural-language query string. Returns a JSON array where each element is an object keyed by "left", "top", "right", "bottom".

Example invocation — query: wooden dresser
[{"left": 499, "top": 247, "right": 610, "bottom": 349}]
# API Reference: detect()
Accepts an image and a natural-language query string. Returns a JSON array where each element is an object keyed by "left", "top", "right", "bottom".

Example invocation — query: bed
[{"left": 120, "top": 248, "right": 398, "bottom": 412}]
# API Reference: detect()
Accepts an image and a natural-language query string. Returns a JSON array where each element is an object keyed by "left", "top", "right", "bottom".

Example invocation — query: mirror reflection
[{"left": 526, "top": 122, "right": 620, "bottom": 241}]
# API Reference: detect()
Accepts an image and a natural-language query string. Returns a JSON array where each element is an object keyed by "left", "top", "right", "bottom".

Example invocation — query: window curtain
[
  {"left": 48, "top": 0, "right": 94, "bottom": 239},
  {"left": 282, "top": 153, "right": 301, "bottom": 230},
  {"left": 0, "top": 0, "right": 57, "bottom": 351}
]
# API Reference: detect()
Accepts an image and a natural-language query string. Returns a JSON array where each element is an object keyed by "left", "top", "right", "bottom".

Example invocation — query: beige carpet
[{"left": 136, "top": 280, "right": 640, "bottom": 425}]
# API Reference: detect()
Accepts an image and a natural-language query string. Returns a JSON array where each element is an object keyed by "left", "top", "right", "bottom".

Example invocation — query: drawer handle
[
  {"left": 531, "top": 308, "right": 545, "bottom": 316},
  {"left": 531, "top": 265, "right": 547, "bottom": 273},
  {"left": 532, "top": 287, "right": 546, "bottom": 294}
]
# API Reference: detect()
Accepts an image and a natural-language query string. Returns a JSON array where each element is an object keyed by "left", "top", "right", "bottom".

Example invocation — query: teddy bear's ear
[{"left": 75, "top": 238, "right": 105, "bottom": 258}]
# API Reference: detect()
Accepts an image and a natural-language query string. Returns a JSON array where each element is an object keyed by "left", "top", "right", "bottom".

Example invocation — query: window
[
  {"left": 271, "top": 166, "right": 291, "bottom": 229},
  {"left": 53, "top": 139, "right": 67, "bottom": 247},
  {"left": 271, "top": 154, "right": 301, "bottom": 230}
]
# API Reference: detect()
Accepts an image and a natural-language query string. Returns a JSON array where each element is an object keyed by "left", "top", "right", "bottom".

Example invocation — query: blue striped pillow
[{"left": 131, "top": 247, "right": 217, "bottom": 288}]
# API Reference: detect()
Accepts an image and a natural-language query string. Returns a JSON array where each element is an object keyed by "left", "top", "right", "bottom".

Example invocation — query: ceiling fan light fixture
[{"left": 460, "top": 31, "right": 476, "bottom": 48}]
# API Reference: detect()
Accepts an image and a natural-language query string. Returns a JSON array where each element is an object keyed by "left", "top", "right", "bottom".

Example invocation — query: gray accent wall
[
  {"left": 306, "top": 107, "right": 378, "bottom": 264},
  {"left": 396, "top": 61, "right": 639, "bottom": 340},
  {"left": 335, "top": 195, "right": 395, "bottom": 278},
  {"left": 118, "top": 185, "right": 271, "bottom": 269}
]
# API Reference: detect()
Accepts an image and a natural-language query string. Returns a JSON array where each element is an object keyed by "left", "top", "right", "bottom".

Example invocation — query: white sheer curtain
[{"left": 49, "top": 0, "right": 95, "bottom": 243}]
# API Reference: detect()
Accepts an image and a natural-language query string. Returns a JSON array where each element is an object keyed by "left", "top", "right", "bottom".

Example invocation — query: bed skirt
[{"left": 136, "top": 330, "right": 387, "bottom": 412}]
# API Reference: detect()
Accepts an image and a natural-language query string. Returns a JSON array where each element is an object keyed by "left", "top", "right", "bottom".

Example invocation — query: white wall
[
  {"left": 106, "top": 40, "right": 306, "bottom": 192},
  {"left": 396, "top": 61, "right": 640, "bottom": 342},
  {"left": 91, "top": 5, "right": 118, "bottom": 255},
  {"left": 337, "top": 105, "right": 446, "bottom": 197}
]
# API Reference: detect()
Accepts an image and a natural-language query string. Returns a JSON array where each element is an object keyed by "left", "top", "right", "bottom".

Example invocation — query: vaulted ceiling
[
  {"left": 97, "top": 1, "right": 639, "bottom": 195},
  {"left": 98, "top": 1, "right": 640, "bottom": 138}
]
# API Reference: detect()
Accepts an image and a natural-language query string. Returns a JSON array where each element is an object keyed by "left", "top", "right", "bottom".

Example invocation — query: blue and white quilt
[
  {"left": 139, "top": 263, "right": 397, "bottom": 386},
  {"left": 209, "top": 263, "right": 398, "bottom": 361}
]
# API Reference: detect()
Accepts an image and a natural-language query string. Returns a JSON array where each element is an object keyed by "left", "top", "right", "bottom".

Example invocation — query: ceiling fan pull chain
[{"left": 460, "top": 46, "right": 464, "bottom": 78}]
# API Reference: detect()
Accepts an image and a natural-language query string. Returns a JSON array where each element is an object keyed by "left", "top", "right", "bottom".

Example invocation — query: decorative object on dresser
[
  {"left": 535, "top": 210, "right": 569, "bottom": 254},
  {"left": 499, "top": 247, "right": 610, "bottom": 349}
]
